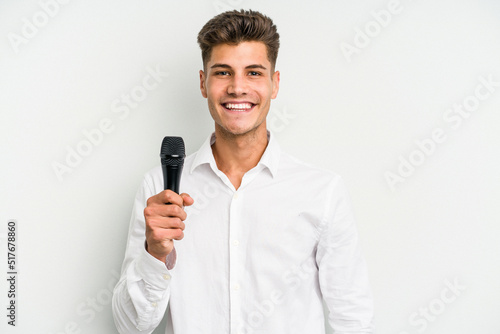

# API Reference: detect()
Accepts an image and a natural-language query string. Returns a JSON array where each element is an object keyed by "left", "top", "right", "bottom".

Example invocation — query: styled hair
[{"left": 197, "top": 9, "right": 280, "bottom": 70}]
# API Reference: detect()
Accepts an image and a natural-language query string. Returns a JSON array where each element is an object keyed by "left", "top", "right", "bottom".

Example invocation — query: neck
[{"left": 211, "top": 124, "right": 268, "bottom": 190}]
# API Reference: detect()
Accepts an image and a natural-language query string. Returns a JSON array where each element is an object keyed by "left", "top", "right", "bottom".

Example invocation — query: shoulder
[
  {"left": 278, "top": 150, "right": 343, "bottom": 186},
  {"left": 273, "top": 149, "right": 350, "bottom": 204},
  {"left": 276, "top": 150, "right": 353, "bottom": 222}
]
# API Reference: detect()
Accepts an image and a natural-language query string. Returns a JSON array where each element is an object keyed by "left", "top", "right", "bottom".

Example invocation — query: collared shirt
[{"left": 112, "top": 132, "right": 374, "bottom": 334}]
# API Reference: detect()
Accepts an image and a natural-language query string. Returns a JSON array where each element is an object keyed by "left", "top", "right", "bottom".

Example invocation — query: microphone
[{"left": 160, "top": 136, "right": 185, "bottom": 193}]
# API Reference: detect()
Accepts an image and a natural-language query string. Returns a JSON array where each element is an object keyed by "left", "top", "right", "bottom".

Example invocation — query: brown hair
[{"left": 197, "top": 9, "right": 280, "bottom": 71}]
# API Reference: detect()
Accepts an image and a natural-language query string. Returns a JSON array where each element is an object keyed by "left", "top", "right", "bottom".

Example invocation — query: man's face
[{"left": 199, "top": 41, "right": 280, "bottom": 137}]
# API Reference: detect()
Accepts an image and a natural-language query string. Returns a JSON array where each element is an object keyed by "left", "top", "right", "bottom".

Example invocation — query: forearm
[
  {"left": 318, "top": 177, "right": 375, "bottom": 333},
  {"left": 112, "top": 248, "right": 172, "bottom": 334}
]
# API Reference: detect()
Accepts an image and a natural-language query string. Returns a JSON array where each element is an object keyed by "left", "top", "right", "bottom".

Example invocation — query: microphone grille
[{"left": 160, "top": 136, "right": 185, "bottom": 158}]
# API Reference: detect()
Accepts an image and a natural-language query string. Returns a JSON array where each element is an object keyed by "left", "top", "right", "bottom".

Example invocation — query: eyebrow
[{"left": 210, "top": 63, "right": 267, "bottom": 70}]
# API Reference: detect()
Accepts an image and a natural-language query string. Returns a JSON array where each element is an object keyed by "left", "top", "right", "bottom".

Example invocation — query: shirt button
[
  {"left": 152, "top": 302, "right": 157, "bottom": 307},
  {"left": 233, "top": 284, "right": 240, "bottom": 291},
  {"left": 233, "top": 192, "right": 239, "bottom": 199},
  {"left": 163, "top": 274, "right": 171, "bottom": 280},
  {"left": 232, "top": 240, "right": 239, "bottom": 246}
]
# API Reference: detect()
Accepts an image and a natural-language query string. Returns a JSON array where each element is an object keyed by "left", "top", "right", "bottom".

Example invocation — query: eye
[
  {"left": 248, "top": 71, "right": 261, "bottom": 76},
  {"left": 215, "top": 71, "right": 230, "bottom": 76}
]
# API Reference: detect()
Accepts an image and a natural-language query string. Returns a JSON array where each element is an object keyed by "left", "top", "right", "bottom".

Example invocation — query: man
[{"left": 112, "top": 9, "right": 374, "bottom": 334}]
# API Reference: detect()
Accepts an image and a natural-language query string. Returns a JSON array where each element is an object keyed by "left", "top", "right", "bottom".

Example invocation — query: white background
[{"left": 1, "top": 0, "right": 499, "bottom": 333}]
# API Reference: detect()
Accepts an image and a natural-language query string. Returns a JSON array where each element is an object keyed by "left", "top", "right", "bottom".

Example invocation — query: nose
[{"left": 227, "top": 74, "right": 247, "bottom": 96}]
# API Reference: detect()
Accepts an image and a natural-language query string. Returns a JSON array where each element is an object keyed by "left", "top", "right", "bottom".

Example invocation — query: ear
[
  {"left": 199, "top": 70, "right": 207, "bottom": 98},
  {"left": 271, "top": 70, "right": 280, "bottom": 99}
]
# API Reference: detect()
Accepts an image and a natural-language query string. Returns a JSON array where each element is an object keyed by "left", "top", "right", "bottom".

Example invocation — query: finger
[
  {"left": 158, "top": 217, "right": 185, "bottom": 231},
  {"left": 167, "top": 228, "right": 184, "bottom": 241},
  {"left": 146, "top": 216, "right": 185, "bottom": 230},
  {"left": 180, "top": 193, "right": 194, "bottom": 207},
  {"left": 148, "top": 190, "right": 184, "bottom": 207},
  {"left": 162, "top": 189, "right": 185, "bottom": 206},
  {"left": 153, "top": 227, "right": 184, "bottom": 242},
  {"left": 162, "top": 205, "right": 187, "bottom": 220}
]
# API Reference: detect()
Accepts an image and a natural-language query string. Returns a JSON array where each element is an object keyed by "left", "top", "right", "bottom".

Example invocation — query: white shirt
[{"left": 112, "top": 132, "right": 374, "bottom": 334}]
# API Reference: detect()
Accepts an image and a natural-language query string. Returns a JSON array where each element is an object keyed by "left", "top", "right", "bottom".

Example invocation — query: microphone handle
[{"left": 162, "top": 164, "right": 183, "bottom": 193}]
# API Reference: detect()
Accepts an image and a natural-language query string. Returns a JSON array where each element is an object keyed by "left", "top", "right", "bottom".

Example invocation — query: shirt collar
[{"left": 190, "top": 130, "right": 280, "bottom": 178}]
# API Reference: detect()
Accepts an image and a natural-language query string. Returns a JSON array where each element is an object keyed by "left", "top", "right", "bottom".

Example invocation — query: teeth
[{"left": 224, "top": 103, "right": 252, "bottom": 110}]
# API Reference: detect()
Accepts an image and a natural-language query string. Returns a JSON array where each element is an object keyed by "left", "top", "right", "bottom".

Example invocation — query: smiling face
[{"left": 199, "top": 41, "right": 280, "bottom": 138}]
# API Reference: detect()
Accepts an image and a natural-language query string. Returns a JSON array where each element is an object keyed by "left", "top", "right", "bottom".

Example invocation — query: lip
[{"left": 220, "top": 101, "right": 256, "bottom": 113}]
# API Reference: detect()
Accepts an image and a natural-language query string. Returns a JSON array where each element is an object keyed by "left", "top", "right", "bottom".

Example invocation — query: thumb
[{"left": 180, "top": 193, "right": 194, "bottom": 206}]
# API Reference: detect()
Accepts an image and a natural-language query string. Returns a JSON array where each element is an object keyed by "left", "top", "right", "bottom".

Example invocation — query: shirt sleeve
[
  {"left": 112, "top": 174, "right": 175, "bottom": 333},
  {"left": 316, "top": 176, "right": 375, "bottom": 333}
]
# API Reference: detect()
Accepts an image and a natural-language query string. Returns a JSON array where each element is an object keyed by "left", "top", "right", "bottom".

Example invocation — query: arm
[
  {"left": 316, "top": 177, "right": 375, "bottom": 333},
  {"left": 112, "top": 176, "right": 192, "bottom": 333}
]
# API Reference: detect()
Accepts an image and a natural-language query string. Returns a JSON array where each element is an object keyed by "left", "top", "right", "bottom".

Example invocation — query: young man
[{"left": 112, "top": 10, "right": 374, "bottom": 334}]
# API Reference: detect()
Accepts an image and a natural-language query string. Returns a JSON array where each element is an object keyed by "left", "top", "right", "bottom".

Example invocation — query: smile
[{"left": 222, "top": 102, "right": 255, "bottom": 112}]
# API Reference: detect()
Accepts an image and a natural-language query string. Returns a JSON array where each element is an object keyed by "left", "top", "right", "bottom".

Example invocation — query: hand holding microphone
[{"left": 144, "top": 137, "right": 194, "bottom": 263}]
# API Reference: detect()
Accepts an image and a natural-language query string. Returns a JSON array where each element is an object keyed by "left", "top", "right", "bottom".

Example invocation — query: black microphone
[{"left": 160, "top": 136, "right": 185, "bottom": 193}]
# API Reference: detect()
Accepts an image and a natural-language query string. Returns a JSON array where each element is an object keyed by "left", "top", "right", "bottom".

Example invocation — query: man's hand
[{"left": 144, "top": 190, "right": 194, "bottom": 263}]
